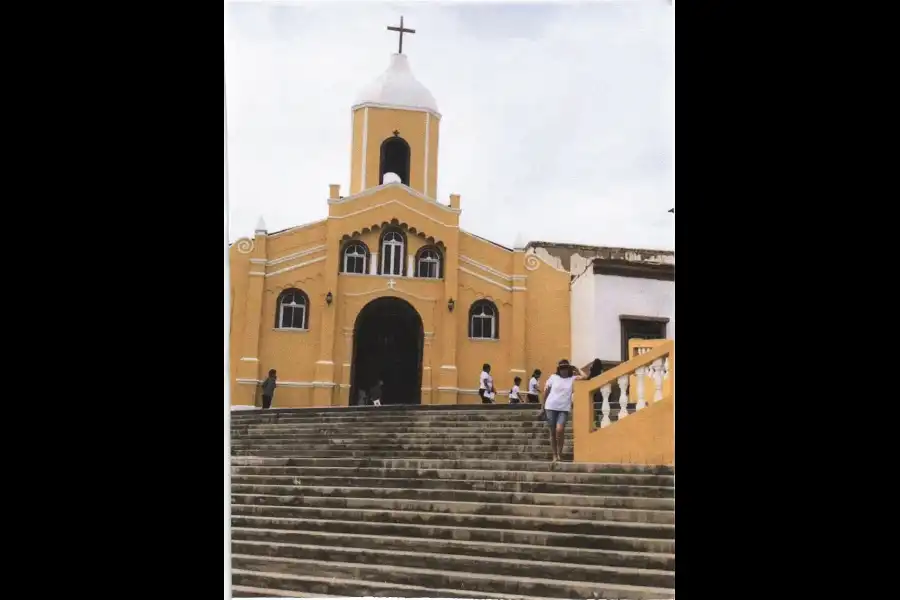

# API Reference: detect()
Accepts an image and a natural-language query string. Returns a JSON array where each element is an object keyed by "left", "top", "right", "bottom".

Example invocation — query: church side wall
[
  {"left": 570, "top": 271, "right": 597, "bottom": 368},
  {"left": 524, "top": 254, "right": 573, "bottom": 389},
  {"left": 229, "top": 245, "right": 251, "bottom": 406},
  {"left": 593, "top": 274, "right": 675, "bottom": 363}
]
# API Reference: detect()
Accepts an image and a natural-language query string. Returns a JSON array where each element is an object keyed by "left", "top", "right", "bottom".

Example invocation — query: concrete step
[
  {"left": 230, "top": 503, "right": 676, "bottom": 539},
  {"left": 230, "top": 464, "right": 676, "bottom": 487},
  {"left": 232, "top": 408, "right": 544, "bottom": 420},
  {"left": 232, "top": 430, "right": 565, "bottom": 442},
  {"left": 230, "top": 483, "right": 674, "bottom": 512},
  {"left": 232, "top": 554, "right": 675, "bottom": 599},
  {"left": 230, "top": 474, "right": 675, "bottom": 498},
  {"left": 232, "top": 442, "right": 572, "bottom": 452},
  {"left": 229, "top": 456, "right": 676, "bottom": 476},
  {"left": 232, "top": 526, "right": 676, "bottom": 570},
  {"left": 231, "top": 570, "right": 565, "bottom": 600},
  {"left": 231, "top": 408, "right": 540, "bottom": 424},
  {"left": 233, "top": 539, "right": 675, "bottom": 589},
  {"left": 231, "top": 492, "right": 673, "bottom": 524},
  {"left": 233, "top": 449, "right": 575, "bottom": 460},
  {"left": 231, "top": 420, "right": 572, "bottom": 435},
  {"left": 232, "top": 584, "right": 345, "bottom": 598},
  {"left": 231, "top": 515, "right": 676, "bottom": 554},
  {"left": 231, "top": 404, "right": 541, "bottom": 416}
]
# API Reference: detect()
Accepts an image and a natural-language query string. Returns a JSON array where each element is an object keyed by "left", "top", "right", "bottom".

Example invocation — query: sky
[{"left": 225, "top": 0, "right": 674, "bottom": 251}]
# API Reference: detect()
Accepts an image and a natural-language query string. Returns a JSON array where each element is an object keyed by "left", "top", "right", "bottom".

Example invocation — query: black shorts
[
  {"left": 526, "top": 393, "right": 540, "bottom": 403},
  {"left": 479, "top": 389, "right": 492, "bottom": 404}
]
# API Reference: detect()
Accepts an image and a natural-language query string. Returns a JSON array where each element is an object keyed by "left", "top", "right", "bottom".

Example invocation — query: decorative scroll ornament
[
  {"left": 234, "top": 238, "right": 255, "bottom": 254},
  {"left": 524, "top": 254, "right": 541, "bottom": 271}
]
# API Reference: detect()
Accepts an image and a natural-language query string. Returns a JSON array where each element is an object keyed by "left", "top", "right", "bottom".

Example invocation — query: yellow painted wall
[
  {"left": 350, "top": 106, "right": 439, "bottom": 197},
  {"left": 229, "top": 96, "right": 571, "bottom": 408},
  {"left": 229, "top": 190, "right": 572, "bottom": 407}
]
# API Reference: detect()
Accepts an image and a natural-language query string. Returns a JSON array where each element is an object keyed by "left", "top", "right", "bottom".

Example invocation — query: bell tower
[{"left": 349, "top": 17, "right": 441, "bottom": 198}]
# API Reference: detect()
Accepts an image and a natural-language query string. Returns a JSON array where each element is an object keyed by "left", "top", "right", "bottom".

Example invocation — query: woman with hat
[{"left": 543, "top": 359, "right": 585, "bottom": 462}]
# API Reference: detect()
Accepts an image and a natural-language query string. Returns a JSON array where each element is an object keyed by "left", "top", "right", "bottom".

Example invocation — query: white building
[{"left": 528, "top": 243, "right": 675, "bottom": 370}]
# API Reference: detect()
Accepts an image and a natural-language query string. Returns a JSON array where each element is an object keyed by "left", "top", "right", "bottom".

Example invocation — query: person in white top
[
  {"left": 508, "top": 376, "right": 522, "bottom": 404},
  {"left": 527, "top": 369, "right": 542, "bottom": 404},
  {"left": 543, "top": 359, "right": 585, "bottom": 462},
  {"left": 479, "top": 364, "right": 496, "bottom": 404}
]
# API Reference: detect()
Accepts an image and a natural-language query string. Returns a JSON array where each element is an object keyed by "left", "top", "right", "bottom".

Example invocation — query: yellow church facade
[{"left": 228, "top": 51, "right": 572, "bottom": 408}]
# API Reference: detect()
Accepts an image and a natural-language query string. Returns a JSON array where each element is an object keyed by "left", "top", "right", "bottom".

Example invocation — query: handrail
[{"left": 582, "top": 340, "right": 674, "bottom": 397}]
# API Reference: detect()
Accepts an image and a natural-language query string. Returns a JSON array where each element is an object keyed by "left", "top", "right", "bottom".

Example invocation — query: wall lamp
[
  {"left": 326, "top": 291, "right": 333, "bottom": 305},
  {"left": 447, "top": 297, "right": 455, "bottom": 312}
]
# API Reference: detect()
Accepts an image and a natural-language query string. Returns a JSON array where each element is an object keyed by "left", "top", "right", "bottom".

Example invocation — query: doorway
[
  {"left": 619, "top": 315, "right": 669, "bottom": 362},
  {"left": 350, "top": 296, "right": 424, "bottom": 405}
]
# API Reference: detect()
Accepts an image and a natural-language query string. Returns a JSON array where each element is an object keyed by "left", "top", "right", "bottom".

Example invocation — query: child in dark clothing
[{"left": 260, "top": 369, "right": 277, "bottom": 409}]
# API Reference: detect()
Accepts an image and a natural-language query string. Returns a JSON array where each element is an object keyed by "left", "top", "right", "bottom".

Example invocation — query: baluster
[
  {"left": 616, "top": 375, "right": 629, "bottom": 420},
  {"left": 652, "top": 358, "right": 665, "bottom": 402},
  {"left": 599, "top": 384, "right": 612, "bottom": 428},
  {"left": 635, "top": 366, "right": 647, "bottom": 411}
]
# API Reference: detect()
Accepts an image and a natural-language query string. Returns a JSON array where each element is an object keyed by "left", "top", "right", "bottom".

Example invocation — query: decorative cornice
[
  {"left": 267, "top": 245, "right": 327, "bottom": 266},
  {"left": 343, "top": 281, "right": 436, "bottom": 302},
  {"left": 266, "top": 256, "right": 326, "bottom": 278},
  {"left": 458, "top": 266, "right": 519, "bottom": 293},
  {"left": 328, "top": 182, "right": 460, "bottom": 214},
  {"left": 351, "top": 101, "right": 442, "bottom": 120},
  {"left": 593, "top": 259, "right": 675, "bottom": 281}
]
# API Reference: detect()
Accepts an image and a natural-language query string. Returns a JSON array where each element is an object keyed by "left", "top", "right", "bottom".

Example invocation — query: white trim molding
[
  {"left": 312, "top": 381, "right": 336, "bottom": 388},
  {"left": 351, "top": 101, "right": 442, "bottom": 120},
  {"left": 249, "top": 258, "right": 267, "bottom": 265},
  {"left": 458, "top": 255, "right": 517, "bottom": 281},
  {"left": 328, "top": 182, "right": 461, "bottom": 215},
  {"left": 440, "top": 365, "right": 457, "bottom": 370},
  {"left": 249, "top": 271, "right": 266, "bottom": 277},
  {"left": 236, "top": 378, "right": 260, "bottom": 385},
  {"left": 315, "top": 360, "right": 334, "bottom": 365},
  {"left": 239, "top": 357, "right": 259, "bottom": 362},
  {"left": 459, "top": 267, "right": 517, "bottom": 293},
  {"left": 266, "top": 255, "right": 327, "bottom": 278},
  {"left": 360, "top": 107, "right": 369, "bottom": 192},
  {"left": 268, "top": 245, "right": 327, "bottom": 267},
  {"left": 424, "top": 112, "right": 430, "bottom": 198},
  {"left": 273, "top": 328, "right": 309, "bottom": 333},
  {"left": 330, "top": 200, "right": 459, "bottom": 232}
]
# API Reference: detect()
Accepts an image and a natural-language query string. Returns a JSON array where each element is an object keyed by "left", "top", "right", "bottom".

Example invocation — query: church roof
[{"left": 354, "top": 53, "right": 439, "bottom": 114}]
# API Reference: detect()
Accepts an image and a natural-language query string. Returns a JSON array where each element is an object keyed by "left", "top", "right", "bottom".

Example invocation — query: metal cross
[
  {"left": 387, "top": 16, "right": 416, "bottom": 54},
  {"left": 387, "top": 279, "right": 397, "bottom": 290}
]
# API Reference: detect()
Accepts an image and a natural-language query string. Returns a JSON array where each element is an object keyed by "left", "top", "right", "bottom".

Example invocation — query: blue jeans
[{"left": 545, "top": 409, "right": 569, "bottom": 427}]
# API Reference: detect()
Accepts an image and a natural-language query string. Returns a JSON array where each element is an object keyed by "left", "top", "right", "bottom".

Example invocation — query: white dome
[
  {"left": 382, "top": 172, "right": 402, "bottom": 184},
  {"left": 354, "top": 53, "right": 439, "bottom": 113}
]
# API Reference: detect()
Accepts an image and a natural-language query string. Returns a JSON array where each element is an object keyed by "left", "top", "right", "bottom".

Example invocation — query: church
[{"left": 228, "top": 34, "right": 574, "bottom": 409}]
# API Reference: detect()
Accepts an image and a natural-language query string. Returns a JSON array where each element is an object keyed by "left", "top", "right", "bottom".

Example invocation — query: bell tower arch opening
[{"left": 380, "top": 136, "right": 411, "bottom": 186}]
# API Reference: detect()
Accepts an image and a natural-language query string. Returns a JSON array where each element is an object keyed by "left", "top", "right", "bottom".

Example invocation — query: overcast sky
[{"left": 225, "top": 0, "right": 674, "bottom": 251}]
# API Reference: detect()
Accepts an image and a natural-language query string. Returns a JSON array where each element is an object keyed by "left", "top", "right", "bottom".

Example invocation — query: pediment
[{"left": 328, "top": 182, "right": 460, "bottom": 215}]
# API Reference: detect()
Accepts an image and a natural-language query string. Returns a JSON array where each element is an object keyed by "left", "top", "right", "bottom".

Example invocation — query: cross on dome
[{"left": 387, "top": 16, "right": 415, "bottom": 55}]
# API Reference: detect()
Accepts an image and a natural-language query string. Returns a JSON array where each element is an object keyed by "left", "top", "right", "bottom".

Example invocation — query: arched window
[
  {"left": 379, "top": 136, "right": 411, "bottom": 186},
  {"left": 469, "top": 300, "right": 499, "bottom": 340},
  {"left": 415, "top": 246, "right": 442, "bottom": 279},
  {"left": 341, "top": 241, "right": 369, "bottom": 274},
  {"left": 276, "top": 288, "right": 309, "bottom": 330},
  {"left": 380, "top": 229, "right": 406, "bottom": 276}
]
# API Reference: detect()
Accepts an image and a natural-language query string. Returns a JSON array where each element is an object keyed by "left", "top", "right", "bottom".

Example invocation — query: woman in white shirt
[
  {"left": 543, "top": 359, "right": 585, "bottom": 462},
  {"left": 479, "top": 364, "right": 495, "bottom": 404},
  {"left": 508, "top": 376, "right": 522, "bottom": 404},
  {"left": 527, "top": 369, "right": 542, "bottom": 404}
]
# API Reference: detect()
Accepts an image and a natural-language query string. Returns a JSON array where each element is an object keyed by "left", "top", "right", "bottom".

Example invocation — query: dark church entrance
[{"left": 350, "top": 296, "right": 424, "bottom": 405}]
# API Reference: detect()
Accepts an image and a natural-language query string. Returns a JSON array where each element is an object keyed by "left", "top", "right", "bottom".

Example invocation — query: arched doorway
[{"left": 350, "top": 296, "right": 424, "bottom": 405}]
